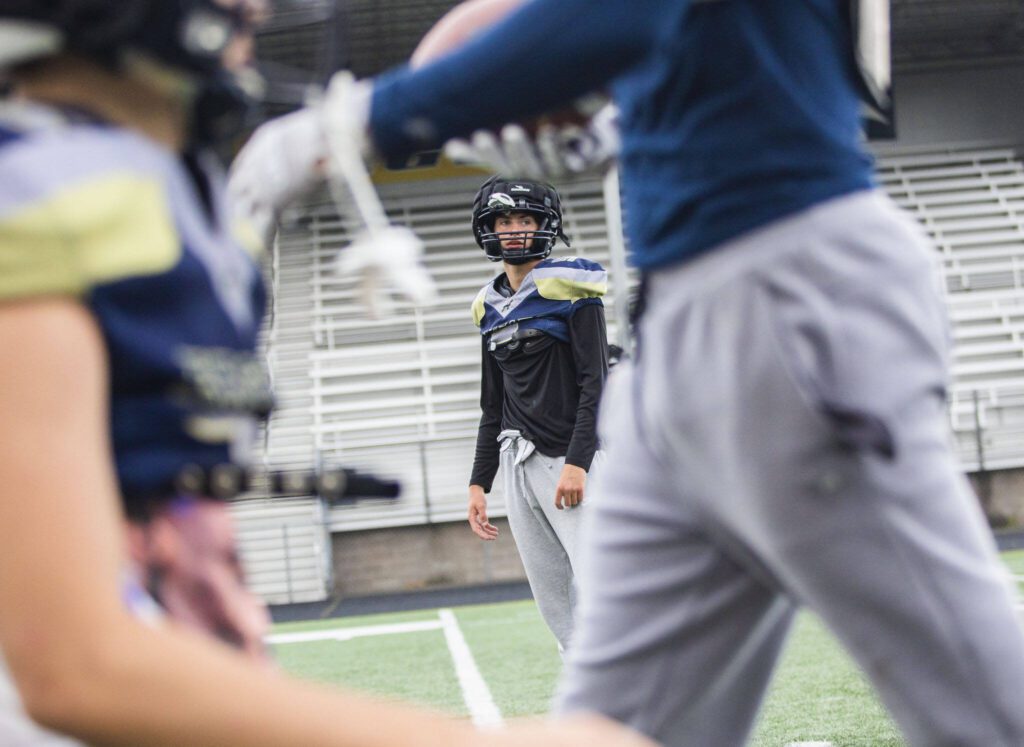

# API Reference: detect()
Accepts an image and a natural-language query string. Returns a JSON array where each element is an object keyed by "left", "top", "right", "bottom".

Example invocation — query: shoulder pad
[
  {"left": 471, "top": 284, "right": 489, "bottom": 327},
  {"left": 0, "top": 126, "right": 180, "bottom": 300},
  {"left": 532, "top": 256, "right": 607, "bottom": 301},
  {"left": 539, "top": 256, "right": 605, "bottom": 272}
]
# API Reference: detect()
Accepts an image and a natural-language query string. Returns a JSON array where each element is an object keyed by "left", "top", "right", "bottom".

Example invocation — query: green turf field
[{"left": 270, "top": 550, "right": 1024, "bottom": 746}]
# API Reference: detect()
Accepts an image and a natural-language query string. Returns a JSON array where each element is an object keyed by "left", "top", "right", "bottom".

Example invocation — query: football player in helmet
[
  {"left": 471, "top": 176, "right": 569, "bottom": 263},
  {"left": 467, "top": 177, "right": 608, "bottom": 653},
  {"left": 0, "top": 3, "right": 653, "bottom": 747}
]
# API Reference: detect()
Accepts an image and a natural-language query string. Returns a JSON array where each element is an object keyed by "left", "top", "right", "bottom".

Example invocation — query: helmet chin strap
[{"left": 502, "top": 254, "right": 537, "bottom": 266}]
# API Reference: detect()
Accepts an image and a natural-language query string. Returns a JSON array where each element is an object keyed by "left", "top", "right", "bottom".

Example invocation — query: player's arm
[
  {"left": 0, "top": 300, "right": 651, "bottom": 747},
  {"left": 0, "top": 299, "right": 465, "bottom": 747},
  {"left": 469, "top": 336, "right": 503, "bottom": 539},
  {"left": 233, "top": 0, "right": 667, "bottom": 245},
  {"left": 369, "top": 0, "right": 672, "bottom": 160},
  {"left": 557, "top": 302, "right": 609, "bottom": 507}
]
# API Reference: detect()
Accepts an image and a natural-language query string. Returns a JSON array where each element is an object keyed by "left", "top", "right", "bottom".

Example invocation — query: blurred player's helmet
[
  {"left": 0, "top": 0, "right": 264, "bottom": 145},
  {"left": 472, "top": 175, "right": 569, "bottom": 264}
]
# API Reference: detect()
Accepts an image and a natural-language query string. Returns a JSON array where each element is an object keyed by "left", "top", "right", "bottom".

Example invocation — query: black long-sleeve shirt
[{"left": 470, "top": 302, "right": 608, "bottom": 492}]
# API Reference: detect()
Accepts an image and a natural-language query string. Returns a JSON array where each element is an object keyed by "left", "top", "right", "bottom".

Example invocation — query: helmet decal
[{"left": 487, "top": 192, "right": 517, "bottom": 210}]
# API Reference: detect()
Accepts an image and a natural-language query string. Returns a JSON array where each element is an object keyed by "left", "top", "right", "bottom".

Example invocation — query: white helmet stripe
[{"left": 0, "top": 20, "right": 63, "bottom": 68}]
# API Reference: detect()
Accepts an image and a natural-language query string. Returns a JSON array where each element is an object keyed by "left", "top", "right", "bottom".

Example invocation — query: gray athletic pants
[
  {"left": 555, "top": 191, "right": 1024, "bottom": 746},
  {"left": 500, "top": 430, "right": 586, "bottom": 652}
]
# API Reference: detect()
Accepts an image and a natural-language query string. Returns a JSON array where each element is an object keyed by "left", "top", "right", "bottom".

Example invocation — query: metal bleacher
[
  {"left": 875, "top": 144, "right": 1024, "bottom": 470},
  {"left": 231, "top": 496, "right": 332, "bottom": 605}
]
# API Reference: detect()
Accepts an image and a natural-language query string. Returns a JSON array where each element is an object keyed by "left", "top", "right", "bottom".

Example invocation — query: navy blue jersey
[
  {"left": 471, "top": 256, "right": 607, "bottom": 342},
  {"left": 370, "top": 0, "right": 875, "bottom": 269},
  {"left": 0, "top": 102, "right": 270, "bottom": 507}
]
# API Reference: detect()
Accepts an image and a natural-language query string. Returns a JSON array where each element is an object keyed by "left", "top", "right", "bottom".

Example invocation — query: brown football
[{"left": 411, "top": 0, "right": 604, "bottom": 134}]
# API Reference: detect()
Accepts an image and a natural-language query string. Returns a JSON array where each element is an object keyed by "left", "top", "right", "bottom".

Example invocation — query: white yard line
[
  {"left": 268, "top": 612, "right": 504, "bottom": 728},
  {"left": 267, "top": 619, "right": 443, "bottom": 644},
  {"left": 439, "top": 608, "right": 504, "bottom": 728}
]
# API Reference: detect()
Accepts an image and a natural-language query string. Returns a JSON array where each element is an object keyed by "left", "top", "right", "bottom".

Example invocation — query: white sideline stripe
[
  {"left": 439, "top": 608, "right": 504, "bottom": 728},
  {"left": 266, "top": 620, "right": 443, "bottom": 644}
]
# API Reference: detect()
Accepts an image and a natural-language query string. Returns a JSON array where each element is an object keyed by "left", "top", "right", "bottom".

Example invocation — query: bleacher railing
[{"left": 875, "top": 144, "right": 1024, "bottom": 471}]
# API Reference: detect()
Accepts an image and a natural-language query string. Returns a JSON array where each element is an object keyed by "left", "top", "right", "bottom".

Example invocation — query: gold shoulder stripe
[
  {"left": 0, "top": 175, "right": 180, "bottom": 300},
  {"left": 534, "top": 276, "right": 607, "bottom": 302},
  {"left": 471, "top": 287, "right": 487, "bottom": 327}
]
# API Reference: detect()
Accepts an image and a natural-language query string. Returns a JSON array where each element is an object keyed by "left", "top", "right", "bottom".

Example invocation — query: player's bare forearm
[
  {"left": 0, "top": 301, "right": 467, "bottom": 747},
  {"left": 468, "top": 484, "right": 499, "bottom": 540},
  {"left": 0, "top": 300, "right": 654, "bottom": 747}
]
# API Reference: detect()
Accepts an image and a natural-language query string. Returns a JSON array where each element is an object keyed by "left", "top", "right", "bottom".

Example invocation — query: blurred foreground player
[
  {"left": 467, "top": 176, "right": 608, "bottom": 653},
  {"left": 0, "top": 2, "right": 655, "bottom": 746},
  {"left": 237, "top": 0, "right": 1024, "bottom": 744}
]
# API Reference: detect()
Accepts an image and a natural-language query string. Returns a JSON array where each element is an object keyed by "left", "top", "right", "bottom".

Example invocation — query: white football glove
[
  {"left": 228, "top": 107, "right": 327, "bottom": 248},
  {"left": 320, "top": 71, "right": 439, "bottom": 317},
  {"left": 230, "top": 71, "right": 439, "bottom": 317},
  {"left": 444, "top": 102, "right": 620, "bottom": 180},
  {"left": 334, "top": 226, "right": 437, "bottom": 319}
]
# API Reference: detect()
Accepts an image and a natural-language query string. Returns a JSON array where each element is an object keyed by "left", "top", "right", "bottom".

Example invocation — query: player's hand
[
  {"left": 126, "top": 498, "right": 272, "bottom": 663},
  {"left": 554, "top": 464, "right": 587, "bottom": 510},
  {"left": 228, "top": 108, "right": 328, "bottom": 247},
  {"left": 320, "top": 70, "right": 375, "bottom": 162},
  {"left": 444, "top": 103, "right": 620, "bottom": 180},
  {"left": 486, "top": 713, "right": 659, "bottom": 747},
  {"left": 320, "top": 71, "right": 440, "bottom": 317},
  {"left": 333, "top": 225, "right": 439, "bottom": 318},
  {"left": 468, "top": 485, "right": 498, "bottom": 540},
  {"left": 228, "top": 70, "right": 373, "bottom": 251}
]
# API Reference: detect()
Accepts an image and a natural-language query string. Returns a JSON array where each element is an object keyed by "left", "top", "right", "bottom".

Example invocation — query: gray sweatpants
[
  {"left": 500, "top": 430, "right": 586, "bottom": 652},
  {"left": 555, "top": 191, "right": 1024, "bottom": 746}
]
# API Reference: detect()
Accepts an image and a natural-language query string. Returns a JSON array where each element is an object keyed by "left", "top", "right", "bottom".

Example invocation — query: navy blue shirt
[{"left": 370, "top": 0, "right": 876, "bottom": 268}]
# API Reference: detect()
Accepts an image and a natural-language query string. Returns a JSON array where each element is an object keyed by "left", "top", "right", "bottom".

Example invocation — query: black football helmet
[
  {"left": 0, "top": 0, "right": 264, "bottom": 145},
  {"left": 471, "top": 176, "right": 569, "bottom": 264}
]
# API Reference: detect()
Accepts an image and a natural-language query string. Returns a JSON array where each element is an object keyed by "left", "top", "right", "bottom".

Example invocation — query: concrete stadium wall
[
  {"left": 331, "top": 518, "right": 526, "bottom": 596},
  {"left": 330, "top": 470, "right": 1024, "bottom": 596},
  {"left": 972, "top": 468, "right": 1024, "bottom": 528}
]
